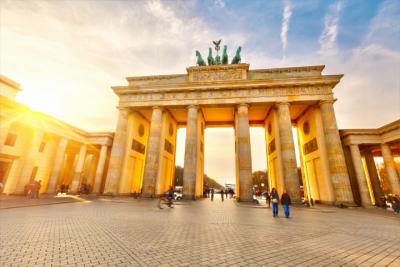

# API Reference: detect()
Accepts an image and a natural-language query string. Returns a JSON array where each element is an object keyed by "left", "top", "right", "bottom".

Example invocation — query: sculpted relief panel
[{"left": 191, "top": 70, "right": 243, "bottom": 82}]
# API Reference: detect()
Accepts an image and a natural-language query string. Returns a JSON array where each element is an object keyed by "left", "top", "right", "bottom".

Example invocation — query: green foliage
[
  {"left": 252, "top": 170, "right": 268, "bottom": 191},
  {"left": 174, "top": 166, "right": 224, "bottom": 189}
]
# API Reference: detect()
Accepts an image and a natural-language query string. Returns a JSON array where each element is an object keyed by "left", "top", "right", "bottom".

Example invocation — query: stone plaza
[{"left": 0, "top": 197, "right": 399, "bottom": 267}]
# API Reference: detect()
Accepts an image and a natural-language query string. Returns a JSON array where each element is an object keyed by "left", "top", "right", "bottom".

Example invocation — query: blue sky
[{"left": 1, "top": 0, "right": 399, "bottom": 183}]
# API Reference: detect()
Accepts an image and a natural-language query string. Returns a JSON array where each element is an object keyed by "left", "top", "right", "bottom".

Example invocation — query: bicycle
[{"left": 158, "top": 197, "right": 173, "bottom": 209}]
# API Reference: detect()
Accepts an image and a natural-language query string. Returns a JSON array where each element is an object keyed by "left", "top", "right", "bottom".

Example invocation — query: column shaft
[
  {"left": 319, "top": 100, "right": 354, "bottom": 205},
  {"left": 47, "top": 138, "right": 69, "bottom": 193},
  {"left": 381, "top": 144, "right": 400, "bottom": 194},
  {"left": 92, "top": 145, "right": 108, "bottom": 194},
  {"left": 70, "top": 144, "right": 87, "bottom": 193},
  {"left": 16, "top": 130, "right": 44, "bottom": 193},
  {"left": 276, "top": 103, "right": 301, "bottom": 203},
  {"left": 364, "top": 150, "right": 384, "bottom": 205},
  {"left": 235, "top": 104, "right": 253, "bottom": 201},
  {"left": 183, "top": 106, "right": 199, "bottom": 199},
  {"left": 104, "top": 109, "right": 129, "bottom": 194},
  {"left": 349, "top": 145, "right": 373, "bottom": 207},
  {"left": 142, "top": 107, "right": 163, "bottom": 197}
]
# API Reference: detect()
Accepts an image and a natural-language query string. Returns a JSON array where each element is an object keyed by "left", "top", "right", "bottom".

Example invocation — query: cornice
[
  {"left": 250, "top": 65, "right": 325, "bottom": 74},
  {"left": 126, "top": 74, "right": 184, "bottom": 82},
  {"left": 112, "top": 75, "right": 342, "bottom": 95},
  {"left": 340, "top": 120, "right": 400, "bottom": 137}
]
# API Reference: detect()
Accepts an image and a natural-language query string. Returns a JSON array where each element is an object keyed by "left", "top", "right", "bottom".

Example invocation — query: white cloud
[
  {"left": 280, "top": 1, "right": 292, "bottom": 55},
  {"left": 214, "top": 0, "right": 225, "bottom": 9},
  {"left": 318, "top": 1, "right": 344, "bottom": 56}
]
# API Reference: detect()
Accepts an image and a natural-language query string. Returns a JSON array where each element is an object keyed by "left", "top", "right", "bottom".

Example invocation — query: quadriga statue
[
  {"left": 196, "top": 50, "right": 206, "bottom": 66},
  {"left": 231, "top": 46, "right": 242, "bottom": 64}
]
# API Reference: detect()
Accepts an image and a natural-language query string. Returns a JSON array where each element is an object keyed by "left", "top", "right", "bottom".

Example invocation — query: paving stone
[{"left": 0, "top": 197, "right": 399, "bottom": 266}]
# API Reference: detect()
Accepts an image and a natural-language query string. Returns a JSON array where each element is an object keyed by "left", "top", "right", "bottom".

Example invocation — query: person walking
[
  {"left": 271, "top": 188, "right": 279, "bottom": 217},
  {"left": 220, "top": 189, "right": 224, "bottom": 202},
  {"left": 281, "top": 191, "right": 292, "bottom": 218},
  {"left": 225, "top": 189, "right": 228, "bottom": 199},
  {"left": 266, "top": 191, "right": 271, "bottom": 208},
  {"left": 211, "top": 188, "right": 214, "bottom": 201}
]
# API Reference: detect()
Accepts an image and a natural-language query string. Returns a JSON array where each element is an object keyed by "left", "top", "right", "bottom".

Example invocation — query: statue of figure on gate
[
  {"left": 231, "top": 46, "right": 242, "bottom": 64},
  {"left": 222, "top": 45, "right": 228, "bottom": 64},
  {"left": 207, "top": 47, "right": 214, "bottom": 66},
  {"left": 195, "top": 50, "right": 206, "bottom": 66}
]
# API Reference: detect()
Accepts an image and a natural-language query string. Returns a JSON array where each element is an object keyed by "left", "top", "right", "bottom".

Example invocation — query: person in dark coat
[
  {"left": 220, "top": 189, "right": 224, "bottom": 202},
  {"left": 266, "top": 191, "right": 271, "bottom": 208},
  {"left": 281, "top": 191, "right": 292, "bottom": 218},
  {"left": 270, "top": 188, "right": 279, "bottom": 217},
  {"left": 211, "top": 188, "right": 214, "bottom": 201}
]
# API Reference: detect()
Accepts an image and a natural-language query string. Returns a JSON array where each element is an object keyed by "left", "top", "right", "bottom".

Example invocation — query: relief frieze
[
  {"left": 191, "top": 70, "right": 243, "bottom": 82},
  {"left": 122, "top": 86, "right": 331, "bottom": 103}
]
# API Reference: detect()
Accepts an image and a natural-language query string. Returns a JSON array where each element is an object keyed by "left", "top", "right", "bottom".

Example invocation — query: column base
[
  {"left": 334, "top": 201, "right": 357, "bottom": 208},
  {"left": 183, "top": 195, "right": 196, "bottom": 200}
]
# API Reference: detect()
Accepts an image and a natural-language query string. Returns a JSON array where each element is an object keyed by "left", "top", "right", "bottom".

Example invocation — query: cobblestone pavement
[{"left": 0, "top": 196, "right": 399, "bottom": 267}]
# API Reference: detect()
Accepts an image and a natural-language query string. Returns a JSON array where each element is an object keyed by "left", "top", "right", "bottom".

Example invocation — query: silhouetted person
[
  {"left": 211, "top": 188, "right": 214, "bottom": 201},
  {"left": 266, "top": 191, "right": 271, "bottom": 208},
  {"left": 281, "top": 191, "right": 292, "bottom": 218},
  {"left": 221, "top": 189, "right": 224, "bottom": 202},
  {"left": 225, "top": 189, "right": 228, "bottom": 199}
]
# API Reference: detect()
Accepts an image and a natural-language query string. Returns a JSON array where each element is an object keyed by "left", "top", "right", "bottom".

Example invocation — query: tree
[
  {"left": 252, "top": 170, "right": 268, "bottom": 191},
  {"left": 174, "top": 166, "right": 224, "bottom": 189}
]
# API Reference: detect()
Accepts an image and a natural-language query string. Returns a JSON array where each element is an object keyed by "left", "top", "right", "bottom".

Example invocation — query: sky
[{"left": 1, "top": 0, "right": 399, "bottom": 184}]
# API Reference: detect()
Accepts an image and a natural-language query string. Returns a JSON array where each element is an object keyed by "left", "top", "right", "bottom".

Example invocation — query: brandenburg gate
[{"left": 103, "top": 51, "right": 355, "bottom": 205}]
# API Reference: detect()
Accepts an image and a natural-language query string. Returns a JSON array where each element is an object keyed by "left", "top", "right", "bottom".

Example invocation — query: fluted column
[
  {"left": 235, "top": 104, "right": 253, "bottom": 202},
  {"left": 92, "top": 145, "right": 108, "bottom": 194},
  {"left": 16, "top": 130, "right": 44, "bottom": 193},
  {"left": 276, "top": 102, "right": 301, "bottom": 203},
  {"left": 70, "top": 144, "right": 87, "bottom": 193},
  {"left": 381, "top": 144, "right": 400, "bottom": 194},
  {"left": 364, "top": 150, "right": 384, "bottom": 206},
  {"left": 47, "top": 138, "right": 69, "bottom": 193},
  {"left": 142, "top": 107, "right": 163, "bottom": 197},
  {"left": 349, "top": 145, "right": 373, "bottom": 207},
  {"left": 319, "top": 100, "right": 354, "bottom": 205},
  {"left": 183, "top": 105, "right": 199, "bottom": 200},
  {"left": 104, "top": 109, "right": 129, "bottom": 194}
]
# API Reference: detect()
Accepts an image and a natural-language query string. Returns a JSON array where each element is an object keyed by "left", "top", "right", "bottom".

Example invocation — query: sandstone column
[
  {"left": 364, "top": 150, "right": 384, "bottom": 206},
  {"left": 276, "top": 102, "right": 301, "bottom": 203},
  {"left": 104, "top": 109, "right": 129, "bottom": 194},
  {"left": 92, "top": 145, "right": 108, "bottom": 194},
  {"left": 47, "top": 138, "right": 69, "bottom": 193},
  {"left": 70, "top": 144, "right": 87, "bottom": 193},
  {"left": 235, "top": 104, "right": 253, "bottom": 202},
  {"left": 142, "top": 107, "right": 163, "bottom": 197},
  {"left": 381, "top": 144, "right": 400, "bottom": 194},
  {"left": 319, "top": 100, "right": 354, "bottom": 205},
  {"left": 349, "top": 144, "right": 373, "bottom": 207},
  {"left": 183, "top": 105, "right": 199, "bottom": 200},
  {"left": 16, "top": 130, "right": 44, "bottom": 194}
]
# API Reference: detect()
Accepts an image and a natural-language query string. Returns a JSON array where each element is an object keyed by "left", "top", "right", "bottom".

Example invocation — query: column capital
[
  {"left": 187, "top": 104, "right": 199, "bottom": 110},
  {"left": 237, "top": 103, "right": 248, "bottom": 108},
  {"left": 319, "top": 99, "right": 337, "bottom": 106},
  {"left": 276, "top": 101, "right": 290, "bottom": 106},
  {"left": 152, "top": 106, "right": 164, "bottom": 111}
]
